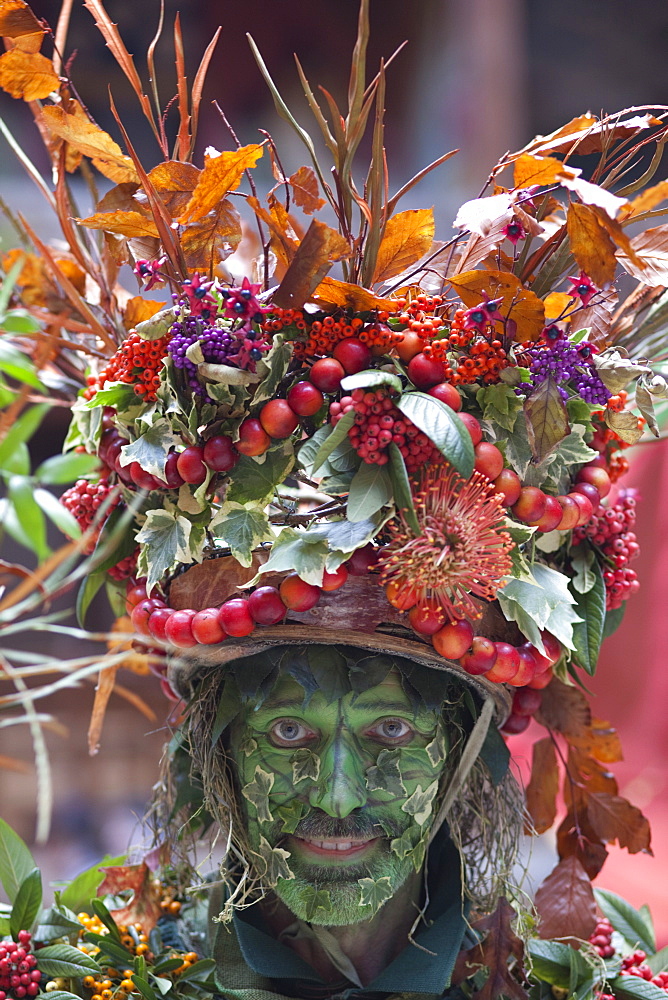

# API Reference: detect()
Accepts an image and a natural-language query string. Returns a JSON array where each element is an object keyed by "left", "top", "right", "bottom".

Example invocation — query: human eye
[
  {"left": 366, "top": 718, "right": 414, "bottom": 745},
  {"left": 268, "top": 718, "right": 316, "bottom": 748}
]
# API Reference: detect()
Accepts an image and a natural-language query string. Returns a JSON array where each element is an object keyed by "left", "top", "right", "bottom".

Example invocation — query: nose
[{"left": 308, "top": 732, "right": 368, "bottom": 818}]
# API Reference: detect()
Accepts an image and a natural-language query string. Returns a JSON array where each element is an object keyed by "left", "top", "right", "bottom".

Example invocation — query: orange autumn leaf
[
  {"left": 0, "top": 49, "right": 59, "bottom": 100},
  {"left": 446, "top": 269, "right": 545, "bottom": 343},
  {"left": 178, "top": 143, "right": 264, "bottom": 224},
  {"left": 586, "top": 791, "right": 652, "bottom": 854},
  {"left": 566, "top": 746, "right": 618, "bottom": 802},
  {"left": 180, "top": 198, "right": 242, "bottom": 274},
  {"left": 77, "top": 210, "right": 160, "bottom": 240},
  {"left": 513, "top": 153, "right": 576, "bottom": 189},
  {"left": 616, "top": 224, "right": 668, "bottom": 286},
  {"left": 566, "top": 202, "right": 618, "bottom": 287},
  {"left": 0, "top": 0, "right": 43, "bottom": 37},
  {"left": 626, "top": 179, "right": 668, "bottom": 217},
  {"left": 147, "top": 160, "right": 200, "bottom": 218},
  {"left": 525, "top": 738, "right": 559, "bottom": 835},
  {"left": 7, "top": 30, "right": 43, "bottom": 53},
  {"left": 289, "top": 165, "right": 325, "bottom": 214},
  {"left": 534, "top": 857, "right": 596, "bottom": 942},
  {"left": 543, "top": 292, "right": 573, "bottom": 320},
  {"left": 273, "top": 219, "right": 350, "bottom": 310},
  {"left": 123, "top": 297, "right": 165, "bottom": 331},
  {"left": 535, "top": 677, "right": 591, "bottom": 738},
  {"left": 56, "top": 258, "right": 86, "bottom": 295},
  {"left": 247, "top": 195, "right": 300, "bottom": 267},
  {"left": 97, "top": 862, "right": 162, "bottom": 934},
  {"left": 87, "top": 663, "right": 117, "bottom": 756},
  {"left": 41, "top": 105, "right": 138, "bottom": 183},
  {"left": 372, "top": 208, "right": 435, "bottom": 284},
  {"left": 569, "top": 717, "right": 623, "bottom": 763},
  {"left": 312, "top": 276, "right": 396, "bottom": 313},
  {"left": 520, "top": 113, "right": 661, "bottom": 158}
]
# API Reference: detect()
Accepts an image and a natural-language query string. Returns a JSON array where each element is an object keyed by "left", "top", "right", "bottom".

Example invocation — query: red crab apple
[
  {"left": 333, "top": 338, "right": 371, "bottom": 374},
  {"left": 484, "top": 642, "right": 520, "bottom": 683},
  {"left": 432, "top": 619, "right": 474, "bottom": 659},
  {"left": 457, "top": 412, "right": 482, "bottom": 446},
  {"left": 260, "top": 399, "right": 299, "bottom": 439},
  {"left": 427, "top": 382, "right": 462, "bottom": 410},
  {"left": 528, "top": 495, "right": 563, "bottom": 532},
  {"left": 192, "top": 608, "right": 227, "bottom": 644},
  {"left": 500, "top": 712, "right": 530, "bottom": 735},
  {"left": 218, "top": 599, "right": 255, "bottom": 637},
  {"left": 176, "top": 445, "right": 208, "bottom": 485},
  {"left": 568, "top": 491, "right": 594, "bottom": 526},
  {"left": 395, "top": 331, "right": 425, "bottom": 363},
  {"left": 511, "top": 486, "right": 546, "bottom": 524},
  {"left": 512, "top": 687, "right": 543, "bottom": 716},
  {"left": 131, "top": 598, "right": 167, "bottom": 636},
  {"left": 473, "top": 442, "right": 504, "bottom": 481},
  {"left": 164, "top": 609, "right": 197, "bottom": 648},
  {"left": 321, "top": 566, "right": 349, "bottom": 591},
  {"left": 408, "top": 601, "right": 444, "bottom": 636},
  {"left": 310, "top": 358, "right": 345, "bottom": 393},
  {"left": 286, "top": 381, "right": 325, "bottom": 416},
  {"left": 492, "top": 469, "right": 521, "bottom": 507},
  {"left": 407, "top": 352, "right": 448, "bottom": 390},
  {"left": 571, "top": 481, "right": 601, "bottom": 510},
  {"left": 556, "top": 494, "right": 580, "bottom": 530},
  {"left": 248, "top": 586, "right": 287, "bottom": 625},
  {"left": 236, "top": 418, "right": 271, "bottom": 457},
  {"left": 279, "top": 574, "right": 321, "bottom": 611},
  {"left": 203, "top": 435, "right": 238, "bottom": 473},
  {"left": 576, "top": 464, "right": 611, "bottom": 498},
  {"left": 461, "top": 636, "right": 497, "bottom": 675},
  {"left": 506, "top": 644, "right": 537, "bottom": 686}
]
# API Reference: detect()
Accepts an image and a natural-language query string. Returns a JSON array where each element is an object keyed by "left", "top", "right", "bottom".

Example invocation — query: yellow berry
[
  {"left": 185, "top": 953, "right": 198, "bottom": 964},
  {"left": 101, "top": 990, "right": 113, "bottom": 999},
  {"left": 83, "top": 976, "right": 96, "bottom": 989},
  {"left": 135, "top": 944, "right": 149, "bottom": 955},
  {"left": 121, "top": 980, "right": 135, "bottom": 992},
  {"left": 91, "top": 994, "right": 103, "bottom": 1000},
  {"left": 45, "top": 982, "right": 59, "bottom": 992}
]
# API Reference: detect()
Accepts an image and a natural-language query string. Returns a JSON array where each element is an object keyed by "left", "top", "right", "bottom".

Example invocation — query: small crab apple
[
  {"left": 147, "top": 607, "right": 173, "bottom": 641},
  {"left": 346, "top": 543, "right": 380, "bottom": 575},
  {"left": 576, "top": 463, "right": 611, "bottom": 498},
  {"left": 333, "top": 338, "right": 371, "bottom": 374},
  {"left": 218, "top": 598, "right": 255, "bottom": 636},
  {"left": 131, "top": 598, "right": 167, "bottom": 636},
  {"left": 512, "top": 687, "right": 543, "bottom": 716},
  {"left": 260, "top": 399, "right": 300, "bottom": 439},
  {"left": 568, "top": 491, "right": 594, "bottom": 526},
  {"left": 192, "top": 608, "right": 227, "bottom": 644},
  {"left": 556, "top": 494, "right": 580, "bottom": 530},
  {"left": 236, "top": 417, "right": 271, "bottom": 456},
  {"left": 164, "top": 451, "right": 185, "bottom": 488},
  {"left": 500, "top": 712, "right": 530, "bottom": 735},
  {"left": 492, "top": 469, "right": 522, "bottom": 507},
  {"left": 177, "top": 445, "right": 208, "bottom": 485},
  {"left": 528, "top": 494, "right": 563, "bottom": 532},
  {"left": 432, "top": 619, "right": 474, "bottom": 659},
  {"left": 279, "top": 574, "right": 321, "bottom": 611},
  {"left": 407, "top": 352, "right": 448, "bottom": 389},
  {"left": 164, "top": 609, "right": 198, "bottom": 648},
  {"left": 408, "top": 601, "right": 444, "bottom": 636},
  {"left": 385, "top": 579, "right": 418, "bottom": 611},
  {"left": 321, "top": 565, "right": 349, "bottom": 591},
  {"left": 511, "top": 486, "right": 546, "bottom": 524},
  {"left": 395, "top": 330, "right": 425, "bottom": 363},
  {"left": 507, "top": 644, "right": 537, "bottom": 686},
  {"left": 473, "top": 442, "right": 504, "bottom": 481},
  {"left": 461, "top": 636, "right": 497, "bottom": 675},
  {"left": 203, "top": 435, "right": 238, "bottom": 473},
  {"left": 485, "top": 642, "right": 520, "bottom": 683},
  {"left": 571, "top": 481, "right": 601, "bottom": 510},
  {"left": 457, "top": 411, "right": 482, "bottom": 446},
  {"left": 287, "top": 381, "right": 325, "bottom": 416},
  {"left": 248, "top": 586, "right": 287, "bottom": 625},
  {"left": 310, "top": 357, "right": 345, "bottom": 392},
  {"left": 428, "top": 382, "right": 462, "bottom": 410}
]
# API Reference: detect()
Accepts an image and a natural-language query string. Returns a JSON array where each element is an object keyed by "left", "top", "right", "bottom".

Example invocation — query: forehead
[{"left": 251, "top": 666, "right": 416, "bottom": 716}]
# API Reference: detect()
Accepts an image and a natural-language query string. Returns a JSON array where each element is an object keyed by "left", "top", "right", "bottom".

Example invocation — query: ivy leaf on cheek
[
  {"left": 241, "top": 765, "right": 275, "bottom": 823},
  {"left": 401, "top": 779, "right": 439, "bottom": 826},
  {"left": 291, "top": 748, "right": 321, "bottom": 784}
]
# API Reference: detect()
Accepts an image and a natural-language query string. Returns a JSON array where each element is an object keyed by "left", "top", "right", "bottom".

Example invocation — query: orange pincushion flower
[{"left": 378, "top": 465, "right": 514, "bottom": 621}]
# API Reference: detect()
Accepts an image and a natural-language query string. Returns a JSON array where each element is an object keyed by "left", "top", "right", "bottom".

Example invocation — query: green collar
[{"left": 214, "top": 830, "right": 468, "bottom": 999}]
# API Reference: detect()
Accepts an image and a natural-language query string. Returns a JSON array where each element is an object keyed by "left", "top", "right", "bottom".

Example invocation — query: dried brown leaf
[
  {"left": 605, "top": 407, "right": 644, "bottom": 444},
  {"left": 616, "top": 224, "right": 668, "bottom": 285},
  {"left": 273, "top": 219, "right": 350, "bottom": 310},
  {"left": 569, "top": 717, "right": 623, "bottom": 763},
  {"left": 0, "top": 0, "right": 43, "bottom": 36},
  {"left": 41, "top": 105, "right": 138, "bottom": 183},
  {"left": 525, "top": 737, "right": 559, "bottom": 835},
  {"left": 574, "top": 286, "right": 618, "bottom": 348},
  {"left": 247, "top": 194, "right": 300, "bottom": 266},
  {"left": 586, "top": 791, "right": 652, "bottom": 854},
  {"left": 372, "top": 208, "right": 435, "bottom": 284},
  {"left": 561, "top": 176, "right": 628, "bottom": 218},
  {"left": 87, "top": 664, "right": 117, "bottom": 755},
  {"left": 534, "top": 856, "right": 596, "bottom": 941},
  {"left": 626, "top": 179, "right": 668, "bottom": 217},
  {"left": 312, "top": 276, "right": 396, "bottom": 313},
  {"left": 179, "top": 144, "right": 263, "bottom": 224},
  {"left": 453, "top": 193, "right": 513, "bottom": 236},
  {"left": 0, "top": 49, "right": 59, "bottom": 100},
  {"left": 556, "top": 812, "right": 609, "bottom": 879},
  {"left": 566, "top": 202, "right": 617, "bottom": 287},
  {"left": 180, "top": 198, "right": 242, "bottom": 275},
  {"left": 567, "top": 746, "right": 619, "bottom": 800},
  {"left": 98, "top": 862, "right": 162, "bottom": 933},
  {"left": 289, "top": 165, "right": 325, "bottom": 214},
  {"left": 77, "top": 210, "right": 160, "bottom": 240},
  {"left": 535, "top": 678, "right": 591, "bottom": 738},
  {"left": 446, "top": 268, "right": 545, "bottom": 342},
  {"left": 513, "top": 153, "right": 576, "bottom": 189},
  {"left": 147, "top": 160, "right": 200, "bottom": 217},
  {"left": 519, "top": 113, "right": 662, "bottom": 158},
  {"left": 467, "top": 898, "right": 528, "bottom": 1000},
  {"left": 123, "top": 297, "right": 165, "bottom": 331},
  {"left": 524, "top": 376, "right": 570, "bottom": 462}
]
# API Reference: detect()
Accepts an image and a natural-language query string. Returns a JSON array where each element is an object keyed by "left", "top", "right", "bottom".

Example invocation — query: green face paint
[{"left": 230, "top": 667, "right": 449, "bottom": 926}]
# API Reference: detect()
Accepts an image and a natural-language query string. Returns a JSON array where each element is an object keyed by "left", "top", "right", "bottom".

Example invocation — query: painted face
[{"left": 229, "top": 667, "right": 450, "bottom": 926}]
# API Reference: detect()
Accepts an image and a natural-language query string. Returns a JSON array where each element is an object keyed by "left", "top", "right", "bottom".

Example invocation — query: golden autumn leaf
[
  {"left": 7, "top": 30, "right": 43, "bottom": 53},
  {"left": 247, "top": 195, "right": 300, "bottom": 267},
  {"left": 626, "top": 179, "right": 668, "bottom": 217},
  {"left": 289, "top": 165, "right": 325, "bottom": 214},
  {"left": 40, "top": 105, "right": 138, "bottom": 183},
  {"left": 178, "top": 143, "right": 264, "bottom": 224},
  {"left": 77, "top": 210, "right": 160, "bottom": 240},
  {"left": 87, "top": 663, "right": 117, "bottom": 756},
  {"left": 180, "top": 198, "right": 242, "bottom": 274},
  {"left": 520, "top": 112, "right": 661, "bottom": 158},
  {"left": 123, "top": 297, "right": 166, "bottom": 331},
  {"left": 446, "top": 269, "right": 545, "bottom": 342},
  {"left": 0, "top": 0, "right": 43, "bottom": 37},
  {"left": 616, "top": 224, "right": 668, "bottom": 286},
  {"left": 569, "top": 717, "right": 623, "bottom": 763},
  {"left": 147, "top": 160, "right": 200, "bottom": 217},
  {"left": 567, "top": 746, "right": 618, "bottom": 800},
  {"left": 312, "top": 276, "right": 397, "bottom": 313},
  {"left": 0, "top": 49, "right": 58, "bottom": 100},
  {"left": 513, "top": 153, "right": 576, "bottom": 189},
  {"left": 525, "top": 738, "right": 559, "bottom": 835},
  {"left": 543, "top": 292, "right": 573, "bottom": 320},
  {"left": 273, "top": 219, "right": 350, "bottom": 310},
  {"left": 372, "top": 208, "right": 435, "bottom": 284},
  {"left": 56, "top": 258, "right": 86, "bottom": 295},
  {"left": 566, "top": 202, "right": 617, "bottom": 287}
]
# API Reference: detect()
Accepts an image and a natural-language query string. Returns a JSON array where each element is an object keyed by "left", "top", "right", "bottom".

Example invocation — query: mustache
[{"left": 292, "top": 811, "right": 404, "bottom": 840}]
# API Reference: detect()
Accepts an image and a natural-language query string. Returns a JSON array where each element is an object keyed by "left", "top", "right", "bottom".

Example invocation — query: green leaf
[
  {"left": 387, "top": 442, "right": 419, "bottom": 533},
  {"left": 302, "top": 514, "right": 385, "bottom": 555},
  {"left": 346, "top": 461, "right": 392, "bottom": 522},
  {"left": 0, "top": 819, "right": 35, "bottom": 903},
  {"left": 36, "top": 943, "right": 102, "bottom": 978},
  {"left": 253, "top": 337, "right": 293, "bottom": 407},
  {"left": 603, "top": 603, "right": 626, "bottom": 638},
  {"left": 310, "top": 410, "right": 356, "bottom": 474},
  {"left": 571, "top": 544, "right": 597, "bottom": 594},
  {"left": 396, "top": 391, "right": 474, "bottom": 477},
  {"left": 32, "top": 993, "right": 81, "bottom": 1000},
  {"left": 131, "top": 975, "right": 159, "bottom": 1000},
  {"left": 594, "top": 888, "right": 656, "bottom": 953},
  {"left": 610, "top": 977, "right": 667, "bottom": 1000},
  {"left": 119, "top": 419, "right": 177, "bottom": 480},
  {"left": 36, "top": 904, "right": 85, "bottom": 940},
  {"left": 527, "top": 939, "right": 585, "bottom": 989},
  {"left": 0, "top": 440, "right": 30, "bottom": 475},
  {"left": 571, "top": 560, "right": 606, "bottom": 675},
  {"left": 0, "top": 340, "right": 45, "bottom": 389},
  {"left": 9, "top": 868, "right": 42, "bottom": 937},
  {"left": 7, "top": 475, "right": 48, "bottom": 558},
  {"left": 91, "top": 897, "right": 122, "bottom": 941},
  {"left": 76, "top": 570, "right": 106, "bottom": 627},
  {"left": 0, "top": 496, "right": 34, "bottom": 550},
  {"left": 498, "top": 564, "right": 581, "bottom": 652},
  {"left": 211, "top": 502, "right": 273, "bottom": 567},
  {"left": 84, "top": 383, "right": 137, "bottom": 410},
  {"left": 476, "top": 382, "right": 523, "bottom": 432},
  {"left": 241, "top": 766, "right": 275, "bottom": 823},
  {"left": 0, "top": 403, "right": 49, "bottom": 469},
  {"left": 1, "top": 310, "right": 42, "bottom": 334},
  {"left": 365, "top": 748, "right": 406, "bottom": 797},
  {"left": 34, "top": 488, "right": 82, "bottom": 539},
  {"left": 226, "top": 445, "right": 295, "bottom": 503},
  {"left": 523, "top": 376, "right": 570, "bottom": 463},
  {"left": 91, "top": 503, "right": 141, "bottom": 573},
  {"left": 136, "top": 508, "right": 193, "bottom": 595},
  {"left": 259, "top": 526, "right": 329, "bottom": 586},
  {"left": 401, "top": 779, "right": 438, "bottom": 826},
  {"left": 646, "top": 945, "right": 668, "bottom": 976},
  {"left": 357, "top": 875, "right": 393, "bottom": 909},
  {"left": 307, "top": 645, "right": 350, "bottom": 702},
  {"left": 340, "top": 369, "right": 403, "bottom": 394},
  {"left": 36, "top": 451, "right": 100, "bottom": 484}
]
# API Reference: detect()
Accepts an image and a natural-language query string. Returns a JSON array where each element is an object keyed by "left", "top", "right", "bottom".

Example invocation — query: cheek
[{"left": 239, "top": 744, "right": 311, "bottom": 806}]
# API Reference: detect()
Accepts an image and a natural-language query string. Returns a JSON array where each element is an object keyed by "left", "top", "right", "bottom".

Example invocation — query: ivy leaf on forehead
[
  {"left": 402, "top": 780, "right": 439, "bottom": 826},
  {"left": 281, "top": 647, "right": 318, "bottom": 705},
  {"left": 291, "top": 749, "right": 320, "bottom": 785},
  {"left": 232, "top": 652, "right": 278, "bottom": 705},
  {"left": 366, "top": 749, "right": 406, "bottom": 797},
  {"left": 241, "top": 767, "right": 275, "bottom": 824},
  {"left": 301, "top": 887, "right": 334, "bottom": 922},
  {"left": 307, "top": 646, "right": 350, "bottom": 702},
  {"left": 255, "top": 836, "right": 294, "bottom": 886},
  {"left": 277, "top": 800, "right": 306, "bottom": 834},
  {"left": 358, "top": 876, "right": 393, "bottom": 911},
  {"left": 348, "top": 654, "right": 392, "bottom": 695},
  {"left": 398, "top": 661, "right": 452, "bottom": 713}
]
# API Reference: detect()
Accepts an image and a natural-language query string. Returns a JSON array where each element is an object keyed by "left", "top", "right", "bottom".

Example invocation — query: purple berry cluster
[
  {"left": 168, "top": 316, "right": 238, "bottom": 394},
  {"left": 517, "top": 338, "right": 610, "bottom": 405}
]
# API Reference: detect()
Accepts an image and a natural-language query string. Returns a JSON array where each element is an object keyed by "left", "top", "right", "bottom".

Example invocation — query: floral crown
[{"left": 1, "top": 0, "right": 666, "bottom": 944}]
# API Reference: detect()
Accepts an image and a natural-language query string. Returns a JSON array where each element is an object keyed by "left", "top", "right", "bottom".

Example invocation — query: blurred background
[{"left": 2, "top": 0, "right": 668, "bottom": 940}]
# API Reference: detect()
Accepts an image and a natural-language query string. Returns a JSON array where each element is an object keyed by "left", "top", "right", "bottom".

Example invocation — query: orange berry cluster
[
  {"left": 88, "top": 331, "right": 171, "bottom": 403},
  {"left": 77, "top": 912, "right": 149, "bottom": 959},
  {"left": 424, "top": 309, "right": 509, "bottom": 385},
  {"left": 260, "top": 307, "right": 307, "bottom": 335},
  {"left": 395, "top": 294, "right": 446, "bottom": 337}
]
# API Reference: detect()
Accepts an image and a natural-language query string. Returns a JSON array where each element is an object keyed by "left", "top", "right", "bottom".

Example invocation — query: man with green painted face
[{"left": 170, "top": 641, "right": 517, "bottom": 999}]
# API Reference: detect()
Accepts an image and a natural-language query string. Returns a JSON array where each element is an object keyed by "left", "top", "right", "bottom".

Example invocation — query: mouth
[{"left": 291, "top": 835, "right": 380, "bottom": 859}]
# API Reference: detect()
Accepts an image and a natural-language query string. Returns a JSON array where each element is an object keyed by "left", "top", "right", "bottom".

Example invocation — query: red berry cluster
[
  {"left": 330, "top": 388, "right": 441, "bottom": 474},
  {"left": 0, "top": 931, "right": 42, "bottom": 999},
  {"left": 396, "top": 294, "right": 446, "bottom": 338},
  {"left": 589, "top": 921, "right": 668, "bottom": 993},
  {"left": 573, "top": 491, "right": 640, "bottom": 610},
  {"left": 87, "top": 331, "right": 171, "bottom": 403},
  {"left": 422, "top": 308, "right": 510, "bottom": 386},
  {"left": 589, "top": 916, "right": 615, "bottom": 958},
  {"left": 60, "top": 476, "right": 119, "bottom": 552}
]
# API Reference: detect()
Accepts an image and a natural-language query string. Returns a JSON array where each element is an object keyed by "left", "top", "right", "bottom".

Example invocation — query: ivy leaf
[
  {"left": 346, "top": 461, "right": 392, "bottom": 522},
  {"left": 0, "top": 818, "right": 35, "bottom": 903},
  {"left": 9, "top": 868, "right": 42, "bottom": 938},
  {"left": 136, "top": 509, "right": 193, "bottom": 595},
  {"left": 390, "top": 826, "right": 422, "bottom": 859},
  {"left": 387, "top": 443, "right": 419, "bottom": 534},
  {"left": 277, "top": 800, "right": 305, "bottom": 834},
  {"left": 226, "top": 445, "right": 295, "bottom": 503},
  {"left": 340, "top": 369, "right": 403, "bottom": 394},
  {"left": 524, "top": 377, "right": 570, "bottom": 463},
  {"left": 309, "top": 410, "right": 356, "bottom": 475},
  {"left": 534, "top": 856, "right": 596, "bottom": 942},
  {"left": 596, "top": 887, "right": 656, "bottom": 952},
  {"left": 255, "top": 836, "right": 294, "bottom": 885},
  {"left": 291, "top": 749, "right": 320, "bottom": 785},
  {"left": 301, "top": 887, "right": 333, "bottom": 922},
  {"left": 259, "top": 526, "right": 329, "bottom": 586},
  {"left": 571, "top": 545, "right": 597, "bottom": 594},
  {"left": 357, "top": 876, "right": 394, "bottom": 910},
  {"left": 252, "top": 336, "right": 293, "bottom": 408},
  {"left": 307, "top": 646, "right": 350, "bottom": 702},
  {"left": 426, "top": 727, "right": 449, "bottom": 768},
  {"left": 366, "top": 749, "right": 406, "bottom": 797},
  {"left": 118, "top": 420, "right": 177, "bottom": 479},
  {"left": 525, "top": 738, "right": 559, "bottom": 835},
  {"left": 571, "top": 561, "right": 606, "bottom": 675},
  {"left": 241, "top": 767, "right": 275, "bottom": 824},
  {"left": 396, "top": 391, "right": 474, "bottom": 478},
  {"left": 476, "top": 383, "right": 523, "bottom": 433},
  {"left": 211, "top": 502, "right": 273, "bottom": 567},
  {"left": 401, "top": 780, "right": 438, "bottom": 826}
]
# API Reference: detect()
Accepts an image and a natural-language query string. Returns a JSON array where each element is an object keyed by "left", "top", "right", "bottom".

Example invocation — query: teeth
[{"left": 304, "top": 838, "right": 368, "bottom": 851}]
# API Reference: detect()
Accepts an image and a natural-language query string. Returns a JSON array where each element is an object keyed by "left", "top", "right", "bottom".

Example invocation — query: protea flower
[{"left": 378, "top": 465, "right": 515, "bottom": 622}]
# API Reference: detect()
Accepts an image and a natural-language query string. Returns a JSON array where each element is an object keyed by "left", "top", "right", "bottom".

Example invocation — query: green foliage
[
  {"left": 10, "top": 868, "right": 42, "bottom": 938},
  {"left": 211, "top": 502, "right": 273, "bottom": 566},
  {"left": 340, "top": 369, "right": 403, "bottom": 394},
  {"left": 346, "top": 460, "right": 392, "bottom": 521},
  {"left": 0, "top": 818, "right": 36, "bottom": 903},
  {"left": 396, "top": 391, "right": 474, "bottom": 478},
  {"left": 36, "top": 943, "right": 102, "bottom": 978},
  {"left": 571, "top": 560, "right": 606, "bottom": 675},
  {"left": 595, "top": 888, "right": 656, "bottom": 954},
  {"left": 225, "top": 444, "right": 295, "bottom": 503}
]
